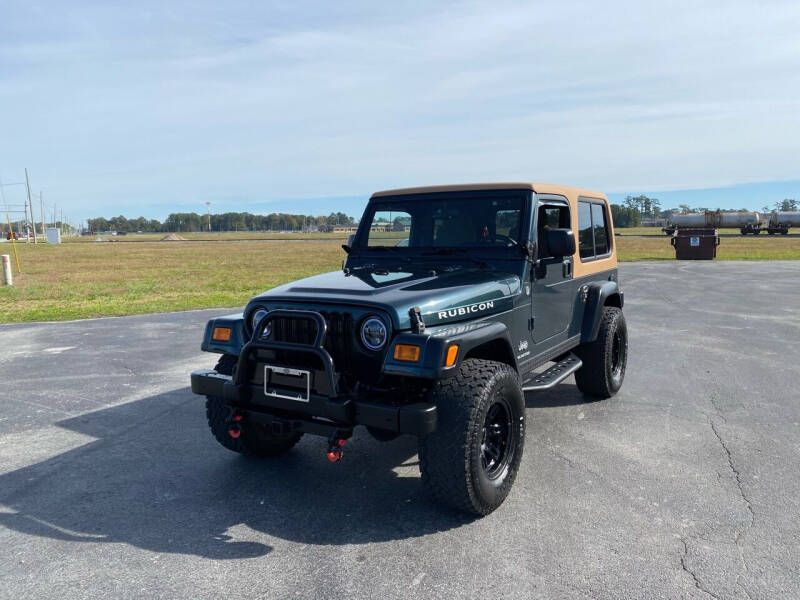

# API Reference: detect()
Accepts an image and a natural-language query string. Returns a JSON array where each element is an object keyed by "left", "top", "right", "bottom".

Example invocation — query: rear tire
[
  {"left": 205, "top": 354, "right": 303, "bottom": 457},
  {"left": 574, "top": 307, "right": 628, "bottom": 398},
  {"left": 418, "top": 359, "right": 525, "bottom": 515}
]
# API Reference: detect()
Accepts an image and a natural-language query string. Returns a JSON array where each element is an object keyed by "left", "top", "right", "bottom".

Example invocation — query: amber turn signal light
[
  {"left": 444, "top": 344, "right": 459, "bottom": 367},
  {"left": 393, "top": 344, "right": 421, "bottom": 362},
  {"left": 212, "top": 326, "right": 232, "bottom": 342}
]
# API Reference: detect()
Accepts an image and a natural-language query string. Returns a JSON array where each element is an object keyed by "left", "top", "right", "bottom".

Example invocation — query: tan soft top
[
  {"left": 371, "top": 181, "right": 615, "bottom": 278},
  {"left": 371, "top": 182, "right": 607, "bottom": 201}
]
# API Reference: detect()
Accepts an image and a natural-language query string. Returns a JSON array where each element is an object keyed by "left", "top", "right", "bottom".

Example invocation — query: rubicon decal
[{"left": 435, "top": 300, "right": 495, "bottom": 320}]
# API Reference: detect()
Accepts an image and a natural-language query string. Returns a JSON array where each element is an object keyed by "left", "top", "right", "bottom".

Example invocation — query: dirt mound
[{"left": 160, "top": 234, "right": 187, "bottom": 241}]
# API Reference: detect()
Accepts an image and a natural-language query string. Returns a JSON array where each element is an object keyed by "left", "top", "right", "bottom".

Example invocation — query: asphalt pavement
[{"left": 1, "top": 261, "right": 798, "bottom": 599}]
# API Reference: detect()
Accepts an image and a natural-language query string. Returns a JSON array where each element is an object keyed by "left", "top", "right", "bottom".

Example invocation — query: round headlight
[
  {"left": 360, "top": 317, "right": 388, "bottom": 350},
  {"left": 250, "top": 308, "right": 271, "bottom": 337}
]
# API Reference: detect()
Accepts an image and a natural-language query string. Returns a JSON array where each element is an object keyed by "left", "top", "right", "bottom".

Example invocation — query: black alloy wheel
[{"left": 481, "top": 400, "right": 513, "bottom": 479}]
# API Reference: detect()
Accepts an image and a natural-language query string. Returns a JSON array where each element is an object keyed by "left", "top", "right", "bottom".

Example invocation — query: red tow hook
[
  {"left": 228, "top": 413, "right": 243, "bottom": 439},
  {"left": 326, "top": 437, "right": 347, "bottom": 462}
]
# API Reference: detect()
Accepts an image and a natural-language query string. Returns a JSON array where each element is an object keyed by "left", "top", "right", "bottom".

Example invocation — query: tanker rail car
[
  {"left": 765, "top": 211, "right": 799, "bottom": 235},
  {"left": 662, "top": 210, "right": 795, "bottom": 236}
]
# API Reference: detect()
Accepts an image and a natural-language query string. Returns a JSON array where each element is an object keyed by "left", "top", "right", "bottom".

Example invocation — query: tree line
[
  {"left": 87, "top": 211, "right": 356, "bottom": 233},
  {"left": 609, "top": 196, "right": 665, "bottom": 228},
  {"left": 86, "top": 198, "right": 797, "bottom": 233}
]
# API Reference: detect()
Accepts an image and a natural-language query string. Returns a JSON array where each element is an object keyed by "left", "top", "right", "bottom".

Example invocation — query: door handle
[{"left": 563, "top": 259, "right": 572, "bottom": 278}]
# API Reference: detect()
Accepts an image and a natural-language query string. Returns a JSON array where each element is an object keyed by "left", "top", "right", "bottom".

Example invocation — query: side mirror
[
  {"left": 546, "top": 228, "right": 575, "bottom": 257},
  {"left": 342, "top": 233, "right": 357, "bottom": 254}
]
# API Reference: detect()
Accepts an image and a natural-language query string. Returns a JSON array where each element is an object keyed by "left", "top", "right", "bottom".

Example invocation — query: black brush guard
[{"left": 191, "top": 309, "right": 437, "bottom": 437}]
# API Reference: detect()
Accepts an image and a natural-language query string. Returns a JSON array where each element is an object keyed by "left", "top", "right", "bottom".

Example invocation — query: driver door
[{"left": 531, "top": 199, "right": 574, "bottom": 345}]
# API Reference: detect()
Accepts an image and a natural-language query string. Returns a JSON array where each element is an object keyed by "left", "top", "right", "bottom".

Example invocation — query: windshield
[{"left": 359, "top": 193, "right": 526, "bottom": 250}]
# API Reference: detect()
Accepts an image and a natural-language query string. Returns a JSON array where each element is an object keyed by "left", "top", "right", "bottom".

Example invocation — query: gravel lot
[{"left": 1, "top": 261, "right": 798, "bottom": 599}]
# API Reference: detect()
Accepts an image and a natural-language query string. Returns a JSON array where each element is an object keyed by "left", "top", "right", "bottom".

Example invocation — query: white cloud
[{"left": 1, "top": 0, "right": 798, "bottom": 218}]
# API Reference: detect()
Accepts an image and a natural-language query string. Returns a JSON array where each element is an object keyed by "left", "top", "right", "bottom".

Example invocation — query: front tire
[
  {"left": 418, "top": 359, "right": 525, "bottom": 515},
  {"left": 574, "top": 307, "right": 628, "bottom": 398},
  {"left": 205, "top": 354, "right": 303, "bottom": 457}
]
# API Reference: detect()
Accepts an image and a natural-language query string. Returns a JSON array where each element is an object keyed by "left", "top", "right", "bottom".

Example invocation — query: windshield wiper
[{"left": 346, "top": 263, "right": 410, "bottom": 275}]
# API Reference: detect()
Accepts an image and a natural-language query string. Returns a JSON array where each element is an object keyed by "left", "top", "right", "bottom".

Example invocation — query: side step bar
[{"left": 521, "top": 353, "right": 582, "bottom": 392}]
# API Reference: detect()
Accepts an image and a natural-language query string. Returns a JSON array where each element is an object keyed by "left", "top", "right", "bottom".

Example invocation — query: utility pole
[
  {"left": 24, "top": 168, "right": 37, "bottom": 243},
  {"left": 23, "top": 196, "right": 31, "bottom": 243},
  {"left": 39, "top": 192, "right": 45, "bottom": 239},
  {"left": 205, "top": 201, "right": 211, "bottom": 232}
]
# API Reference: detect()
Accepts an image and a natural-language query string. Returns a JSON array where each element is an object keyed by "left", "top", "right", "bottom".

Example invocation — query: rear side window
[
  {"left": 578, "top": 200, "right": 612, "bottom": 260},
  {"left": 592, "top": 204, "right": 609, "bottom": 255},
  {"left": 578, "top": 202, "right": 593, "bottom": 258}
]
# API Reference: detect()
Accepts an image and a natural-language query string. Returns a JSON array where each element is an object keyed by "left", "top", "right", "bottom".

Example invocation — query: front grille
[{"left": 271, "top": 312, "right": 354, "bottom": 372}]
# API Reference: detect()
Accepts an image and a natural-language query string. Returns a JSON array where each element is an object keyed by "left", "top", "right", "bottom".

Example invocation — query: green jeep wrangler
[{"left": 190, "top": 183, "right": 627, "bottom": 515}]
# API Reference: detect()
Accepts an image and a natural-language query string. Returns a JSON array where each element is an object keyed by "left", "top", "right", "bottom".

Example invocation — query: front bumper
[
  {"left": 191, "top": 308, "right": 436, "bottom": 437},
  {"left": 190, "top": 369, "right": 436, "bottom": 436}
]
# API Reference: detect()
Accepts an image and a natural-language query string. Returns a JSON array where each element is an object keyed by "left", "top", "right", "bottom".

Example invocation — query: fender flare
[
  {"left": 200, "top": 313, "right": 246, "bottom": 354},
  {"left": 382, "top": 321, "right": 517, "bottom": 379},
  {"left": 580, "top": 281, "right": 623, "bottom": 343}
]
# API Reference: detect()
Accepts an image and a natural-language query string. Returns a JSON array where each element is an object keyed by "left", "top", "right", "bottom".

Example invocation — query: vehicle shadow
[
  {"left": 524, "top": 382, "right": 597, "bottom": 408},
  {"left": 0, "top": 389, "right": 474, "bottom": 560}
]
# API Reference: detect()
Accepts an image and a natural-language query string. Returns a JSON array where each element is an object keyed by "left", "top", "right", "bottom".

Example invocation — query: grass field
[
  {"left": 615, "top": 235, "right": 800, "bottom": 261},
  {"left": 0, "top": 240, "right": 344, "bottom": 323},
  {"left": 1, "top": 235, "right": 799, "bottom": 322},
  {"left": 61, "top": 227, "right": 763, "bottom": 240},
  {"left": 62, "top": 231, "right": 353, "bottom": 243}
]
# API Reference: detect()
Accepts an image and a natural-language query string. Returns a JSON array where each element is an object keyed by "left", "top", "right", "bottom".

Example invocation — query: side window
[
  {"left": 592, "top": 204, "right": 609, "bottom": 255},
  {"left": 578, "top": 200, "right": 612, "bottom": 260},
  {"left": 578, "top": 202, "right": 593, "bottom": 258},
  {"left": 537, "top": 203, "right": 570, "bottom": 259}
]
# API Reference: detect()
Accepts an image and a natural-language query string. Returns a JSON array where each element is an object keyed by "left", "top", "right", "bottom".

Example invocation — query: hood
[{"left": 252, "top": 268, "right": 521, "bottom": 330}]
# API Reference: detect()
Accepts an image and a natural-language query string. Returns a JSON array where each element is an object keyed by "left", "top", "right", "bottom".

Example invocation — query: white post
[{"left": 2, "top": 254, "right": 11, "bottom": 286}]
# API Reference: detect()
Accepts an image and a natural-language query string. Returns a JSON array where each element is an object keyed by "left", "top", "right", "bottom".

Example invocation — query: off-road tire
[
  {"left": 574, "top": 307, "right": 628, "bottom": 398},
  {"left": 418, "top": 358, "right": 525, "bottom": 515},
  {"left": 205, "top": 354, "right": 303, "bottom": 457}
]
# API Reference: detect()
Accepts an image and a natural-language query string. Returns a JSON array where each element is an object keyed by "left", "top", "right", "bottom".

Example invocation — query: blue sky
[{"left": 1, "top": 1, "right": 798, "bottom": 223}]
